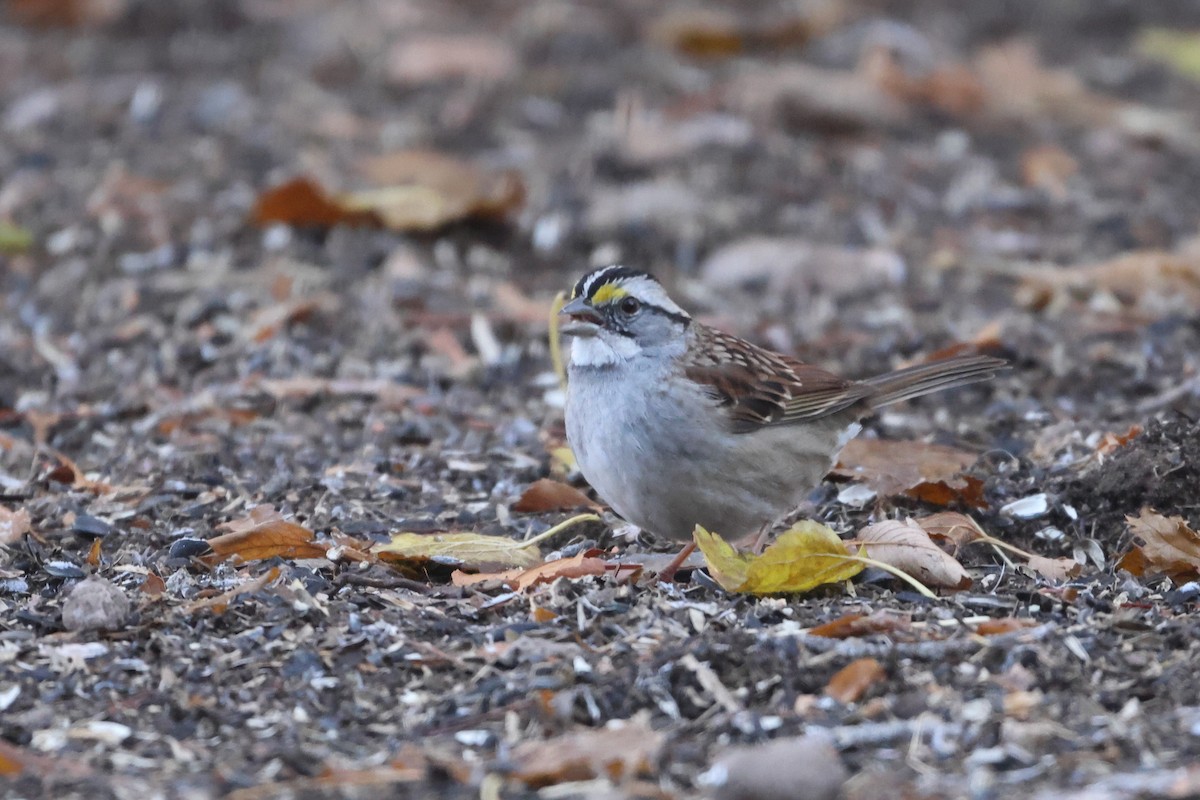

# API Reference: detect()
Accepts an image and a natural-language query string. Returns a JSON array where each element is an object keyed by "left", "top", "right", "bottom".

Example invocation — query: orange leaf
[
  {"left": 0, "top": 506, "right": 32, "bottom": 545},
  {"left": 205, "top": 515, "right": 326, "bottom": 565},
  {"left": 975, "top": 618, "right": 1038, "bottom": 636},
  {"left": 512, "top": 479, "right": 600, "bottom": 513},
  {"left": 808, "top": 611, "right": 912, "bottom": 639},
  {"left": 834, "top": 439, "right": 984, "bottom": 508},
  {"left": 139, "top": 572, "right": 166, "bottom": 597},
  {"left": 252, "top": 177, "right": 375, "bottom": 228},
  {"left": 86, "top": 538, "right": 102, "bottom": 567},
  {"left": 1121, "top": 508, "right": 1200, "bottom": 581},
  {"left": 824, "top": 658, "right": 886, "bottom": 704},
  {"left": 511, "top": 717, "right": 664, "bottom": 788}
]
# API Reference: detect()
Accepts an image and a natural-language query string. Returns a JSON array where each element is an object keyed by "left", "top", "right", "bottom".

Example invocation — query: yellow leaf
[
  {"left": 693, "top": 521, "right": 864, "bottom": 594},
  {"left": 1138, "top": 28, "right": 1200, "bottom": 83},
  {"left": 374, "top": 531, "right": 543, "bottom": 571}
]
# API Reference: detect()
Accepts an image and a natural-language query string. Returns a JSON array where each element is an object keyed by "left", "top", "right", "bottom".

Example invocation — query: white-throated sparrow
[{"left": 559, "top": 265, "right": 1005, "bottom": 576}]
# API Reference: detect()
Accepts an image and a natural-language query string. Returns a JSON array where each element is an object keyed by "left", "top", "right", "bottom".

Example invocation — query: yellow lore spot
[{"left": 590, "top": 283, "right": 628, "bottom": 305}]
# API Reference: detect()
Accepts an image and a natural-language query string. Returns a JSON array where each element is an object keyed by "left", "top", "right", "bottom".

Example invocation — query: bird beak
[{"left": 558, "top": 296, "right": 602, "bottom": 337}]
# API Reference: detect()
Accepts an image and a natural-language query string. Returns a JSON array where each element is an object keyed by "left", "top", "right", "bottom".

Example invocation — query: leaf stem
[{"left": 520, "top": 513, "right": 601, "bottom": 549}]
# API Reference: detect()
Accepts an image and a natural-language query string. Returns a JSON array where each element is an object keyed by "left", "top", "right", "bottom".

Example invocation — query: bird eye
[{"left": 619, "top": 296, "right": 641, "bottom": 316}]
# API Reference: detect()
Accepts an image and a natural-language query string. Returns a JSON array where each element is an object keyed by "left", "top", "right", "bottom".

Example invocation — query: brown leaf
[
  {"left": 1020, "top": 144, "right": 1079, "bottom": 199},
  {"left": 352, "top": 149, "right": 524, "bottom": 230},
  {"left": 728, "top": 62, "right": 911, "bottom": 134},
  {"left": 975, "top": 618, "right": 1039, "bottom": 636},
  {"left": 86, "top": 537, "right": 102, "bottom": 567},
  {"left": 1016, "top": 246, "right": 1200, "bottom": 317},
  {"left": 139, "top": 572, "right": 166, "bottom": 597},
  {"left": 511, "top": 717, "right": 664, "bottom": 787},
  {"left": 375, "top": 531, "right": 542, "bottom": 573},
  {"left": 0, "top": 506, "right": 32, "bottom": 545},
  {"left": 808, "top": 610, "right": 912, "bottom": 639},
  {"left": 252, "top": 177, "right": 377, "bottom": 229},
  {"left": 824, "top": 658, "right": 886, "bottom": 704},
  {"left": 916, "top": 511, "right": 988, "bottom": 551},
  {"left": 513, "top": 479, "right": 600, "bottom": 513},
  {"left": 834, "top": 439, "right": 983, "bottom": 508},
  {"left": 451, "top": 550, "right": 617, "bottom": 591},
  {"left": 184, "top": 567, "right": 281, "bottom": 615},
  {"left": 1025, "top": 554, "right": 1082, "bottom": 582},
  {"left": 1121, "top": 508, "right": 1200, "bottom": 580},
  {"left": 205, "top": 513, "right": 326, "bottom": 565},
  {"left": 1095, "top": 424, "right": 1143, "bottom": 456},
  {"left": 387, "top": 34, "right": 517, "bottom": 85},
  {"left": 854, "top": 519, "right": 972, "bottom": 590}
]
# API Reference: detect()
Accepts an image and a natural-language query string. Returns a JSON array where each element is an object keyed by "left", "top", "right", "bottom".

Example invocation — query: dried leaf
[
  {"left": 975, "top": 618, "right": 1039, "bottom": 636},
  {"left": 1095, "top": 424, "right": 1143, "bottom": 456},
  {"left": 1024, "top": 554, "right": 1082, "bottom": 582},
  {"left": 139, "top": 572, "right": 166, "bottom": 597},
  {"left": 854, "top": 519, "right": 972, "bottom": 590},
  {"left": 387, "top": 34, "right": 517, "bottom": 85},
  {"left": 86, "top": 538, "right": 102, "bottom": 567},
  {"left": 647, "top": 6, "right": 838, "bottom": 57},
  {"left": 1138, "top": 28, "right": 1200, "bottom": 83},
  {"left": 824, "top": 658, "right": 886, "bottom": 704},
  {"left": 834, "top": 438, "right": 984, "bottom": 508},
  {"left": 451, "top": 550, "right": 617, "bottom": 591},
  {"left": 513, "top": 479, "right": 600, "bottom": 513},
  {"left": 1016, "top": 248, "right": 1200, "bottom": 316},
  {"left": 252, "top": 177, "right": 376, "bottom": 228},
  {"left": 916, "top": 511, "right": 988, "bottom": 550},
  {"left": 511, "top": 716, "right": 664, "bottom": 787},
  {"left": 1020, "top": 144, "right": 1078, "bottom": 199},
  {"left": 205, "top": 514, "right": 326, "bottom": 565},
  {"left": 0, "top": 506, "right": 32, "bottom": 545},
  {"left": 1121, "top": 508, "right": 1200, "bottom": 580},
  {"left": 184, "top": 567, "right": 281, "bottom": 615},
  {"left": 694, "top": 521, "right": 864, "bottom": 595},
  {"left": 375, "top": 531, "right": 542, "bottom": 572},
  {"left": 808, "top": 611, "right": 912, "bottom": 639}
]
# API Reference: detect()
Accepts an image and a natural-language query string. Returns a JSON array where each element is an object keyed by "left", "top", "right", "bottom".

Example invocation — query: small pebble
[{"left": 61, "top": 576, "right": 130, "bottom": 632}]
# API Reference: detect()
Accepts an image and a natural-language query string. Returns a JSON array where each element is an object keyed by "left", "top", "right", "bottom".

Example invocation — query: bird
[{"left": 558, "top": 264, "right": 1005, "bottom": 580}]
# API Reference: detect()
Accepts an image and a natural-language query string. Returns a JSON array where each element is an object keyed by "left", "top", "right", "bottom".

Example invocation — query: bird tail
[{"left": 862, "top": 354, "right": 1007, "bottom": 408}]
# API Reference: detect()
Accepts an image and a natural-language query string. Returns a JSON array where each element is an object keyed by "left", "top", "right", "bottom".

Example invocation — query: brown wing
[{"left": 684, "top": 325, "right": 872, "bottom": 434}]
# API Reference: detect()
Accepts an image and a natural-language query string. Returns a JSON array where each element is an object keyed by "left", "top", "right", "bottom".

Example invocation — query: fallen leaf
[
  {"left": 86, "top": 538, "right": 102, "bottom": 567},
  {"left": 184, "top": 567, "right": 281, "bottom": 615},
  {"left": 205, "top": 512, "right": 326, "bottom": 565},
  {"left": 1015, "top": 247, "right": 1200, "bottom": 316},
  {"left": 834, "top": 438, "right": 984, "bottom": 508},
  {"left": 727, "top": 62, "right": 911, "bottom": 133},
  {"left": 694, "top": 521, "right": 864, "bottom": 595},
  {"left": 975, "top": 618, "right": 1039, "bottom": 636},
  {"left": 5, "top": 0, "right": 124, "bottom": 28},
  {"left": 0, "top": 506, "right": 32, "bottom": 545},
  {"left": 1024, "top": 554, "right": 1082, "bottom": 582},
  {"left": 0, "top": 221, "right": 34, "bottom": 254},
  {"left": 387, "top": 34, "right": 517, "bottom": 86},
  {"left": 808, "top": 610, "right": 912, "bottom": 639},
  {"left": 1095, "top": 424, "right": 1143, "bottom": 456},
  {"left": 139, "top": 572, "right": 165, "bottom": 597},
  {"left": 513, "top": 479, "right": 600, "bottom": 513},
  {"left": 916, "top": 511, "right": 988, "bottom": 551},
  {"left": 252, "top": 153, "right": 523, "bottom": 233},
  {"left": 353, "top": 149, "right": 524, "bottom": 229},
  {"left": 853, "top": 519, "right": 972, "bottom": 590},
  {"left": 251, "top": 177, "right": 376, "bottom": 228},
  {"left": 824, "top": 658, "right": 886, "bottom": 704},
  {"left": 1120, "top": 508, "right": 1200, "bottom": 580},
  {"left": 1138, "top": 28, "right": 1200, "bottom": 83},
  {"left": 647, "top": 4, "right": 840, "bottom": 58},
  {"left": 511, "top": 716, "right": 664, "bottom": 787},
  {"left": 866, "top": 45, "right": 986, "bottom": 117},
  {"left": 1020, "top": 144, "right": 1078, "bottom": 199},
  {"left": 375, "top": 531, "right": 542, "bottom": 572},
  {"left": 451, "top": 550, "right": 618, "bottom": 591}
]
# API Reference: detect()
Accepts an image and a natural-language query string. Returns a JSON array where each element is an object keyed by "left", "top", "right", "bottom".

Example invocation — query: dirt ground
[{"left": 3, "top": 1, "right": 1200, "bottom": 798}]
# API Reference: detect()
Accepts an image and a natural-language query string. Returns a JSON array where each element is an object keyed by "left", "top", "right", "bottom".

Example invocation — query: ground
[{"left": 3, "top": 1, "right": 1200, "bottom": 798}]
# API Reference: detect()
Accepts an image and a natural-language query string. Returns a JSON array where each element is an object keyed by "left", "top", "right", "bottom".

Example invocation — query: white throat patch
[{"left": 570, "top": 334, "right": 641, "bottom": 367}]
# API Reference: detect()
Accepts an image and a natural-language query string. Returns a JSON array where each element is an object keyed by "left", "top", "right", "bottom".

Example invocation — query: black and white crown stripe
[{"left": 570, "top": 265, "right": 692, "bottom": 323}]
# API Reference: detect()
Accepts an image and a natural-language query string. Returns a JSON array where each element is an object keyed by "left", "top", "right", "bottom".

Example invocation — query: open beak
[{"left": 558, "top": 296, "right": 602, "bottom": 337}]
